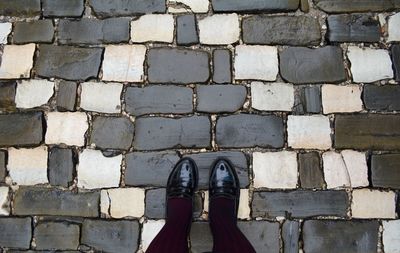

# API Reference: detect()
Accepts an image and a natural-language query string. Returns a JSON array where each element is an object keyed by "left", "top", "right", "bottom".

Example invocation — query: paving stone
[
  {"left": 125, "top": 86, "right": 193, "bottom": 116},
  {"left": 35, "top": 45, "right": 103, "bottom": 81},
  {"left": 35, "top": 222, "right": 80, "bottom": 250},
  {"left": 237, "top": 221, "right": 280, "bottom": 252},
  {"left": 131, "top": 14, "right": 174, "bottom": 43},
  {"left": 0, "top": 23, "right": 12, "bottom": 44},
  {"left": 141, "top": 220, "right": 165, "bottom": 251},
  {"left": 196, "top": 85, "right": 246, "bottom": 113},
  {"left": 0, "top": 186, "right": 9, "bottom": 215},
  {"left": 253, "top": 151, "right": 298, "bottom": 189},
  {"left": 14, "top": 187, "right": 99, "bottom": 217},
  {"left": 237, "top": 189, "right": 251, "bottom": 219},
  {"left": 101, "top": 188, "right": 145, "bottom": 218},
  {"left": 145, "top": 188, "right": 166, "bottom": 218},
  {"left": 42, "top": 0, "right": 84, "bottom": 17},
  {"left": 335, "top": 114, "right": 400, "bottom": 150},
  {"left": 388, "top": 12, "right": 400, "bottom": 42},
  {"left": 81, "top": 219, "right": 139, "bottom": 253},
  {"left": 283, "top": 221, "right": 300, "bottom": 253},
  {"left": 190, "top": 222, "right": 213, "bottom": 253},
  {"left": 48, "top": 148, "right": 74, "bottom": 187},
  {"left": 363, "top": 84, "right": 400, "bottom": 111},
  {"left": 0, "top": 151, "right": 5, "bottom": 182},
  {"left": 80, "top": 82, "right": 122, "bottom": 113},
  {"left": 382, "top": 220, "right": 400, "bottom": 253},
  {"left": 0, "top": 81, "right": 16, "bottom": 111},
  {"left": 303, "top": 220, "right": 379, "bottom": 253},
  {"left": 321, "top": 84, "right": 363, "bottom": 114},
  {"left": 0, "top": 217, "right": 32, "bottom": 249},
  {"left": 327, "top": 14, "right": 380, "bottom": 42},
  {"left": 391, "top": 45, "right": 400, "bottom": 81},
  {"left": 352, "top": 189, "right": 396, "bottom": 218},
  {"left": 298, "top": 152, "right": 324, "bottom": 189},
  {"left": 280, "top": 46, "right": 346, "bottom": 84},
  {"left": 314, "top": 0, "right": 400, "bottom": 13},
  {"left": 59, "top": 18, "right": 130, "bottom": 44},
  {"left": 371, "top": 154, "right": 400, "bottom": 189},
  {"left": 252, "top": 190, "right": 349, "bottom": 218},
  {"left": 89, "top": 0, "right": 166, "bottom": 18},
  {"left": 298, "top": 86, "right": 321, "bottom": 113},
  {"left": 15, "top": 80, "right": 54, "bottom": 109},
  {"left": 234, "top": 45, "right": 278, "bottom": 81},
  {"left": 57, "top": 81, "right": 77, "bottom": 111},
  {"left": 13, "top": 20, "right": 54, "bottom": 44},
  {"left": 46, "top": 112, "right": 88, "bottom": 146},
  {"left": 198, "top": 14, "right": 240, "bottom": 45},
  {"left": 213, "top": 49, "right": 232, "bottom": 83},
  {"left": 147, "top": 48, "right": 210, "bottom": 84},
  {"left": 0, "top": 44, "right": 36, "bottom": 79},
  {"left": 169, "top": 0, "right": 209, "bottom": 13},
  {"left": 251, "top": 82, "right": 294, "bottom": 111},
  {"left": 177, "top": 14, "right": 199, "bottom": 45},
  {"left": 77, "top": 149, "right": 122, "bottom": 189},
  {"left": 243, "top": 15, "right": 321, "bottom": 46},
  {"left": 211, "top": 0, "right": 299, "bottom": 12},
  {"left": 0, "top": 0, "right": 40, "bottom": 16},
  {"left": 134, "top": 116, "right": 211, "bottom": 150}
]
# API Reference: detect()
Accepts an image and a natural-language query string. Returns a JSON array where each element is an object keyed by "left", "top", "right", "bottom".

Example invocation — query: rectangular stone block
[
  {"left": 56, "top": 81, "right": 77, "bottom": 111},
  {"left": 177, "top": 14, "right": 199, "bottom": 45},
  {"left": 371, "top": 154, "right": 400, "bottom": 189},
  {"left": 0, "top": 151, "right": 5, "bottom": 182},
  {"left": 213, "top": 49, "right": 232, "bottom": 83},
  {"left": 0, "top": 0, "right": 41, "bottom": 17},
  {"left": 0, "top": 217, "right": 32, "bottom": 249},
  {"left": 89, "top": 0, "right": 166, "bottom": 18},
  {"left": 0, "top": 44, "right": 36, "bottom": 79},
  {"left": 212, "top": 0, "right": 299, "bottom": 12},
  {"left": 283, "top": 221, "right": 300, "bottom": 253},
  {"left": 295, "top": 86, "right": 322, "bottom": 114},
  {"left": 0, "top": 81, "right": 16, "bottom": 111},
  {"left": 48, "top": 148, "right": 75, "bottom": 187},
  {"left": 238, "top": 221, "right": 280, "bottom": 252},
  {"left": 314, "top": 0, "right": 400, "bottom": 13},
  {"left": 190, "top": 222, "right": 213, "bottom": 252},
  {"left": 13, "top": 20, "right": 54, "bottom": 44},
  {"left": 35, "top": 222, "right": 80, "bottom": 250},
  {"left": 363, "top": 84, "right": 400, "bottom": 111},
  {"left": 145, "top": 188, "right": 166, "bottom": 219},
  {"left": 298, "top": 152, "right": 324, "bottom": 189},
  {"left": 391, "top": 45, "right": 400, "bottom": 81},
  {"left": 196, "top": 85, "right": 246, "bottom": 113},
  {"left": 42, "top": 0, "right": 84, "bottom": 17}
]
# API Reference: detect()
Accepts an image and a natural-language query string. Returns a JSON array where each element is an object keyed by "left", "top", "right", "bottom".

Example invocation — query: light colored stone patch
[
  {"left": 80, "top": 82, "right": 123, "bottom": 113},
  {"left": 45, "top": 112, "right": 88, "bottom": 146},
  {"left": 198, "top": 14, "right": 240, "bottom": 45},
  {"left": 0, "top": 44, "right": 36, "bottom": 79},
  {"left": 323, "top": 151, "right": 349, "bottom": 189},
  {"left": 0, "top": 23, "right": 12, "bottom": 44},
  {"left": 8, "top": 147, "right": 48, "bottom": 185},
  {"left": 238, "top": 189, "right": 251, "bottom": 219},
  {"left": 77, "top": 149, "right": 122, "bottom": 189},
  {"left": 383, "top": 220, "right": 400, "bottom": 253},
  {"left": 388, "top": 12, "right": 400, "bottom": 42},
  {"left": 234, "top": 45, "right": 278, "bottom": 81},
  {"left": 100, "top": 190, "right": 110, "bottom": 216},
  {"left": 169, "top": 0, "right": 209, "bottom": 13},
  {"left": 347, "top": 47, "right": 393, "bottom": 83},
  {"left": 131, "top": 14, "right": 174, "bottom": 43},
  {"left": 253, "top": 151, "right": 298, "bottom": 189},
  {"left": 101, "top": 188, "right": 145, "bottom": 218},
  {"left": 351, "top": 189, "right": 396, "bottom": 219},
  {"left": 141, "top": 220, "right": 166, "bottom": 251},
  {"left": 287, "top": 115, "right": 331, "bottom": 150},
  {"left": 15, "top": 80, "right": 54, "bottom": 109},
  {"left": 0, "top": 186, "right": 10, "bottom": 215},
  {"left": 341, "top": 150, "right": 369, "bottom": 188},
  {"left": 203, "top": 190, "right": 209, "bottom": 217},
  {"left": 321, "top": 84, "right": 362, "bottom": 114},
  {"left": 251, "top": 82, "right": 294, "bottom": 111},
  {"left": 102, "top": 45, "right": 146, "bottom": 82}
]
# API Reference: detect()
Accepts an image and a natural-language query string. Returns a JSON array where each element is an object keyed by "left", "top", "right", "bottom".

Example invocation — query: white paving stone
[
  {"left": 341, "top": 150, "right": 369, "bottom": 188},
  {"left": 348, "top": 47, "right": 393, "bottom": 83},
  {"left": 15, "top": 80, "right": 54, "bottom": 109},
  {"left": 0, "top": 44, "right": 36, "bottom": 79},
  {"left": 101, "top": 188, "right": 145, "bottom": 218},
  {"left": 77, "top": 149, "right": 122, "bottom": 189},
  {"left": 198, "top": 14, "right": 240, "bottom": 45},
  {"left": 253, "top": 151, "right": 298, "bottom": 189},
  {"left": 169, "top": 0, "right": 209, "bottom": 13},
  {"left": 45, "top": 112, "right": 88, "bottom": 146},
  {"left": 287, "top": 115, "right": 331, "bottom": 150},
  {"left": 131, "top": 14, "right": 174, "bottom": 43},
  {"left": 234, "top": 45, "right": 278, "bottom": 81},
  {"left": 352, "top": 189, "right": 396, "bottom": 219},
  {"left": 0, "top": 186, "right": 10, "bottom": 215},
  {"left": 321, "top": 84, "right": 363, "bottom": 114},
  {"left": 102, "top": 45, "right": 146, "bottom": 82},
  {"left": 238, "top": 189, "right": 251, "bottom": 219},
  {"left": 8, "top": 147, "right": 48, "bottom": 185},
  {"left": 383, "top": 220, "right": 400, "bottom": 253},
  {"left": 251, "top": 82, "right": 294, "bottom": 111},
  {"left": 141, "top": 220, "right": 166, "bottom": 251},
  {"left": 80, "top": 82, "right": 123, "bottom": 113},
  {"left": 0, "top": 23, "right": 12, "bottom": 44},
  {"left": 388, "top": 12, "right": 400, "bottom": 42}
]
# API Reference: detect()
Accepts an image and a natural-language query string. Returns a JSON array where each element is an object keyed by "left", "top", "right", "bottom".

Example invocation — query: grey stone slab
[
  {"left": 371, "top": 154, "right": 400, "bottom": 189},
  {"left": 13, "top": 20, "right": 54, "bottom": 44},
  {"left": 213, "top": 49, "right": 232, "bottom": 83},
  {"left": 327, "top": 14, "right": 380, "bottom": 42},
  {"left": 0, "top": 218, "right": 31, "bottom": 248},
  {"left": 190, "top": 222, "right": 213, "bottom": 253},
  {"left": 0, "top": 112, "right": 43, "bottom": 147},
  {"left": 147, "top": 48, "right": 210, "bottom": 84},
  {"left": 0, "top": 150, "right": 5, "bottom": 182},
  {"left": 303, "top": 86, "right": 321, "bottom": 113},
  {"left": 81, "top": 219, "right": 139, "bottom": 253},
  {"left": 196, "top": 85, "right": 246, "bottom": 113},
  {"left": 216, "top": 114, "right": 284, "bottom": 148},
  {"left": 314, "top": 0, "right": 400, "bottom": 13},
  {"left": 280, "top": 46, "right": 346, "bottom": 84},
  {"left": 48, "top": 148, "right": 74, "bottom": 187},
  {"left": 35, "top": 222, "right": 80, "bottom": 250},
  {"left": 177, "top": 14, "right": 199, "bottom": 45},
  {"left": 303, "top": 220, "right": 379, "bottom": 253},
  {"left": 14, "top": 187, "right": 99, "bottom": 217},
  {"left": 298, "top": 152, "right": 324, "bottom": 189},
  {"left": 145, "top": 188, "right": 166, "bottom": 218},
  {"left": 89, "top": 0, "right": 166, "bottom": 18},
  {"left": 35, "top": 45, "right": 103, "bottom": 81},
  {"left": 212, "top": 0, "right": 299, "bottom": 12},
  {"left": 243, "top": 15, "right": 321, "bottom": 46},
  {"left": 42, "top": 0, "right": 84, "bottom": 17},
  {"left": 363, "top": 84, "right": 400, "bottom": 111},
  {"left": 238, "top": 221, "right": 280, "bottom": 253},
  {"left": 392, "top": 45, "right": 400, "bottom": 81},
  {"left": 300, "top": 0, "right": 310, "bottom": 12},
  {"left": 58, "top": 18, "right": 130, "bottom": 44},
  {"left": 90, "top": 116, "right": 134, "bottom": 150},
  {"left": 252, "top": 191, "right": 349, "bottom": 218},
  {"left": 56, "top": 81, "right": 77, "bottom": 112},
  {"left": 0, "top": 81, "right": 16, "bottom": 111},
  {"left": 282, "top": 221, "right": 299, "bottom": 253},
  {"left": 0, "top": 0, "right": 41, "bottom": 17},
  {"left": 134, "top": 116, "right": 211, "bottom": 150},
  {"left": 125, "top": 86, "right": 193, "bottom": 116}
]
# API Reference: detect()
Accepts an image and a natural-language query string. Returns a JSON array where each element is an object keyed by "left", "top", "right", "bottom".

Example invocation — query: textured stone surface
[
  {"left": 80, "top": 82, "right": 123, "bottom": 113},
  {"left": 177, "top": 14, "right": 199, "bottom": 45},
  {"left": 238, "top": 221, "right": 280, "bottom": 252},
  {"left": 0, "top": 81, "right": 16, "bottom": 110},
  {"left": 321, "top": 84, "right": 363, "bottom": 114},
  {"left": 363, "top": 84, "right": 400, "bottom": 111},
  {"left": 101, "top": 188, "right": 145, "bottom": 218},
  {"left": 15, "top": 80, "right": 54, "bottom": 109},
  {"left": 298, "top": 152, "right": 324, "bottom": 189},
  {"left": 283, "top": 221, "right": 300, "bottom": 253},
  {"left": 298, "top": 86, "right": 322, "bottom": 113},
  {"left": 131, "top": 14, "right": 174, "bottom": 43},
  {"left": 48, "top": 148, "right": 74, "bottom": 187},
  {"left": 314, "top": 0, "right": 400, "bottom": 13},
  {"left": 0, "top": 186, "right": 9, "bottom": 215},
  {"left": 213, "top": 49, "right": 232, "bottom": 83},
  {"left": 42, "top": 0, "right": 84, "bottom": 17},
  {"left": 198, "top": 14, "right": 240, "bottom": 44},
  {"left": 0, "top": 44, "right": 36, "bottom": 79},
  {"left": 196, "top": 85, "right": 246, "bottom": 113},
  {"left": 371, "top": 154, "right": 400, "bottom": 189},
  {"left": 212, "top": 0, "right": 299, "bottom": 12},
  {"left": 383, "top": 220, "right": 400, "bottom": 253},
  {"left": 388, "top": 12, "right": 400, "bottom": 42},
  {"left": 0, "top": 217, "right": 32, "bottom": 249},
  {"left": 169, "top": 0, "right": 209, "bottom": 12},
  {"left": 141, "top": 220, "right": 165, "bottom": 251},
  {"left": 35, "top": 222, "right": 80, "bottom": 250},
  {"left": 0, "top": 0, "right": 41, "bottom": 17},
  {"left": 56, "top": 81, "right": 77, "bottom": 111},
  {"left": 0, "top": 151, "right": 5, "bottom": 182},
  {"left": 145, "top": 188, "right": 166, "bottom": 218},
  {"left": 0, "top": 22, "right": 12, "bottom": 44},
  {"left": 190, "top": 222, "right": 213, "bottom": 252},
  {"left": 45, "top": 112, "right": 88, "bottom": 146},
  {"left": 89, "top": 0, "right": 166, "bottom": 18},
  {"left": 251, "top": 82, "right": 294, "bottom": 111},
  {"left": 393, "top": 45, "right": 400, "bottom": 81},
  {"left": 352, "top": 189, "right": 396, "bottom": 218},
  {"left": 13, "top": 20, "right": 54, "bottom": 43}
]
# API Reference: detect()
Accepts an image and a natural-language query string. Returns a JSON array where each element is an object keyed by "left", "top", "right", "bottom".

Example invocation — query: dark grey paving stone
[
  {"left": 392, "top": 45, "right": 400, "bottom": 81},
  {"left": 177, "top": 14, "right": 199, "bottom": 45},
  {"left": 81, "top": 219, "right": 139, "bottom": 253},
  {"left": 125, "top": 152, "right": 180, "bottom": 186},
  {"left": 213, "top": 49, "right": 232, "bottom": 83},
  {"left": 0, "top": 112, "right": 43, "bottom": 147},
  {"left": 314, "top": 0, "right": 400, "bottom": 13},
  {"left": 252, "top": 191, "right": 349, "bottom": 218},
  {"left": 14, "top": 187, "right": 99, "bottom": 217},
  {"left": 295, "top": 86, "right": 322, "bottom": 114},
  {"left": 90, "top": 116, "right": 134, "bottom": 150},
  {"left": 216, "top": 114, "right": 284, "bottom": 148},
  {"left": 35, "top": 45, "right": 103, "bottom": 81},
  {"left": 89, "top": 0, "right": 166, "bottom": 18},
  {"left": 0, "top": 0, "right": 40, "bottom": 16},
  {"left": 397, "top": 193, "right": 400, "bottom": 217},
  {"left": 212, "top": 0, "right": 299, "bottom": 12},
  {"left": 280, "top": 46, "right": 346, "bottom": 84},
  {"left": 125, "top": 86, "right": 193, "bottom": 116},
  {"left": 327, "top": 14, "right": 380, "bottom": 42},
  {"left": 147, "top": 48, "right": 210, "bottom": 84},
  {"left": 145, "top": 188, "right": 166, "bottom": 218},
  {"left": 48, "top": 148, "right": 74, "bottom": 187},
  {"left": 282, "top": 220, "right": 299, "bottom": 253},
  {"left": 363, "top": 84, "right": 400, "bottom": 111},
  {"left": 0, "top": 81, "right": 16, "bottom": 111},
  {"left": 42, "top": 0, "right": 84, "bottom": 17},
  {"left": 35, "top": 222, "right": 80, "bottom": 250},
  {"left": 303, "top": 220, "right": 379, "bottom": 253},
  {"left": 243, "top": 15, "right": 321, "bottom": 46},
  {"left": 300, "top": 0, "right": 310, "bottom": 12},
  {"left": 190, "top": 222, "right": 213, "bottom": 253},
  {"left": 298, "top": 152, "right": 324, "bottom": 189},
  {"left": 335, "top": 114, "right": 400, "bottom": 150},
  {"left": 196, "top": 85, "right": 246, "bottom": 113},
  {"left": 56, "top": 81, "right": 77, "bottom": 112},
  {"left": 13, "top": 20, "right": 54, "bottom": 44},
  {"left": 371, "top": 154, "right": 400, "bottom": 189},
  {"left": 238, "top": 221, "right": 280, "bottom": 253},
  {"left": 134, "top": 116, "right": 211, "bottom": 150},
  {"left": 58, "top": 18, "right": 130, "bottom": 44},
  {"left": 0, "top": 150, "right": 5, "bottom": 182},
  {"left": 0, "top": 217, "right": 32, "bottom": 249}
]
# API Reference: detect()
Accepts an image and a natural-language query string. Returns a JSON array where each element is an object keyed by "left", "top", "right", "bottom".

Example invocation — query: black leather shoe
[{"left": 167, "top": 158, "right": 198, "bottom": 199}]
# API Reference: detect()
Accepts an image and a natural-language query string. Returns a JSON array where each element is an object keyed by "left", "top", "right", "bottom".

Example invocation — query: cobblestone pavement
[{"left": 0, "top": 0, "right": 400, "bottom": 252}]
